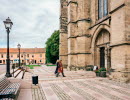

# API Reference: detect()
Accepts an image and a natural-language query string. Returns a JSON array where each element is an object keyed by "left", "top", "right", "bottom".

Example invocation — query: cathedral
[{"left": 60, "top": 0, "right": 130, "bottom": 82}]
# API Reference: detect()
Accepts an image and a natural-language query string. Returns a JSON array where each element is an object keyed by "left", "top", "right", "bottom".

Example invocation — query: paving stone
[
  {"left": 87, "top": 80, "right": 130, "bottom": 97},
  {"left": 18, "top": 89, "right": 32, "bottom": 100},
  {"left": 17, "top": 66, "right": 130, "bottom": 100},
  {"left": 63, "top": 82, "right": 97, "bottom": 100},
  {"left": 50, "top": 83, "right": 72, "bottom": 100}
]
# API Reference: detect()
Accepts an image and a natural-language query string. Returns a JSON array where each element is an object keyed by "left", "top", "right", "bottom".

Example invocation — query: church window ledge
[
  {"left": 109, "top": 3, "right": 125, "bottom": 14},
  {"left": 68, "top": 18, "right": 91, "bottom": 25},
  {"left": 110, "top": 42, "right": 130, "bottom": 48},
  {"left": 68, "top": 34, "right": 92, "bottom": 39},
  {"left": 59, "top": 55, "right": 68, "bottom": 56},
  {"left": 89, "top": 16, "right": 111, "bottom": 29},
  {"left": 68, "top": 53, "right": 91, "bottom": 55}
]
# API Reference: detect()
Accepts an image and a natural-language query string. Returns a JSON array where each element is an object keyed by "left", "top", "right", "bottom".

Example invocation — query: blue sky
[{"left": 0, "top": 0, "right": 60, "bottom": 48}]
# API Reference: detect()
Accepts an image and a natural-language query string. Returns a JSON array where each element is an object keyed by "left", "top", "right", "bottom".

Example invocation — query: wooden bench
[{"left": 0, "top": 77, "right": 20, "bottom": 100}]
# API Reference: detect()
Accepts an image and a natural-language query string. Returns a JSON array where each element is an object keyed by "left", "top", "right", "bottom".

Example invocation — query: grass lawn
[{"left": 26, "top": 65, "right": 41, "bottom": 69}]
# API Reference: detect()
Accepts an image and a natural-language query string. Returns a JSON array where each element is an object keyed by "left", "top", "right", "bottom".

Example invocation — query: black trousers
[
  {"left": 55, "top": 67, "right": 59, "bottom": 74},
  {"left": 56, "top": 72, "right": 65, "bottom": 77}
]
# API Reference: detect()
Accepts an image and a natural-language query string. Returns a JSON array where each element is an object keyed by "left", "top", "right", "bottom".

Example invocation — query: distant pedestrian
[
  {"left": 56, "top": 60, "right": 66, "bottom": 77},
  {"left": 55, "top": 60, "right": 60, "bottom": 74}
]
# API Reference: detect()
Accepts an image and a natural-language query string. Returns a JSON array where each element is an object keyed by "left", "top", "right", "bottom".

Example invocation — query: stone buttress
[
  {"left": 67, "top": 0, "right": 91, "bottom": 70},
  {"left": 60, "top": 0, "right": 68, "bottom": 67}
]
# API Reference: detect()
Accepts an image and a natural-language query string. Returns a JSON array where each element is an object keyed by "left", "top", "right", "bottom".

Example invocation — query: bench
[{"left": 0, "top": 77, "right": 20, "bottom": 100}]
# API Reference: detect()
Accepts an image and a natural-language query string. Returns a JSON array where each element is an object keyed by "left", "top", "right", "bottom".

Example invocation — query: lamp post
[
  {"left": 23, "top": 52, "right": 27, "bottom": 71},
  {"left": 3, "top": 17, "right": 13, "bottom": 77},
  {"left": 23, "top": 52, "right": 26, "bottom": 66},
  {"left": 17, "top": 44, "right": 21, "bottom": 69}
]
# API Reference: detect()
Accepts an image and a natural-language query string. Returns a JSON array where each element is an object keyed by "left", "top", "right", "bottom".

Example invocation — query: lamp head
[
  {"left": 17, "top": 44, "right": 21, "bottom": 49},
  {"left": 3, "top": 17, "right": 13, "bottom": 29}
]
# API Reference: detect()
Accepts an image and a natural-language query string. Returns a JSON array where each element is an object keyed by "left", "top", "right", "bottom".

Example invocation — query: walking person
[
  {"left": 56, "top": 60, "right": 66, "bottom": 77},
  {"left": 55, "top": 60, "right": 60, "bottom": 74}
]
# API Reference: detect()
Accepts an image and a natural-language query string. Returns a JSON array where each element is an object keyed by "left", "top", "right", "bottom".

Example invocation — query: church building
[{"left": 60, "top": 0, "right": 130, "bottom": 82}]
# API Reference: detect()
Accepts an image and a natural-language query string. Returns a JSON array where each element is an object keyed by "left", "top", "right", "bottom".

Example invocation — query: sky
[{"left": 0, "top": 0, "right": 60, "bottom": 48}]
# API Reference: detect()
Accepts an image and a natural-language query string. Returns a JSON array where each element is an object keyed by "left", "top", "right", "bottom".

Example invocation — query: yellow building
[{"left": 0, "top": 48, "right": 46, "bottom": 65}]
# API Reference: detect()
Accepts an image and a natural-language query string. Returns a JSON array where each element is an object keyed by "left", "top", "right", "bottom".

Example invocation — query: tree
[{"left": 46, "top": 30, "right": 59, "bottom": 64}]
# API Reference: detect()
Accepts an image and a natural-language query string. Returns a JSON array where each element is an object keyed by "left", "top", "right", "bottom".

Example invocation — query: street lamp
[
  {"left": 23, "top": 52, "right": 26, "bottom": 66},
  {"left": 3, "top": 17, "right": 13, "bottom": 77},
  {"left": 17, "top": 44, "right": 21, "bottom": 69}
]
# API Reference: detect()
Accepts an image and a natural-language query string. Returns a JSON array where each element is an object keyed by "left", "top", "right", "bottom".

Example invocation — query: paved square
[{"left": 19, "top": 65, "right": 130, "bottom": 100}]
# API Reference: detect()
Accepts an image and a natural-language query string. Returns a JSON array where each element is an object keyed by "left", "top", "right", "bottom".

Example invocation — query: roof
[{"left": 0, "top": 48, "right": 46, "bottom": 53}]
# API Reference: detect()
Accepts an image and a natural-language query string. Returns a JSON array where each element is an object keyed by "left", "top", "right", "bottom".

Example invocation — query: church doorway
[
  {"left": 94, "top": 29, "right": 111, "bottom": 69},
  {"left": 100, "top": 47, "right": 105, "bottom": 68}
]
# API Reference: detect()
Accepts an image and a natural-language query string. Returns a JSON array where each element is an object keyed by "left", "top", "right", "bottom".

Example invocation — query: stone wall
[
  {"left": 60, "top": 0, "right": 130, "bottom": 82},
  {"left": 67, "top": 0, "right": 92, "bottom": 70},
  {"left": 59, "top": 0, "right": 68, "bottom": 67}
]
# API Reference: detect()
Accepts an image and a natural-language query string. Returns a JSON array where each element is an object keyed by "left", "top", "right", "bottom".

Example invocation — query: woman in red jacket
[{"left": 56, "top": 60, "right": 66, "bottom": 77}]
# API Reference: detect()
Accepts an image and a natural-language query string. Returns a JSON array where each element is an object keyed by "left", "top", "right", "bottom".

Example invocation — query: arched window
[{"left": 98, "top": 0, "right": 108, "bottom": 19}]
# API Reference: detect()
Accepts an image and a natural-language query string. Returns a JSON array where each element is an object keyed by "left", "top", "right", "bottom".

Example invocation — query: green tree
[{"left": 46, "top": 30, "right": 59, "bottom": 64}]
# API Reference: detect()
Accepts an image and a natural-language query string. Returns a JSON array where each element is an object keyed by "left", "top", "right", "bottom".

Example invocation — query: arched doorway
[{"left": 94, "top": 29, "right": 111, "bottom": 69}]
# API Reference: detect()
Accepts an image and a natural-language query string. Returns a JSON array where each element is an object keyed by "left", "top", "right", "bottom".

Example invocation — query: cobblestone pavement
[{"left": 23, "top": 65, "right": 130, "bottom": 100}]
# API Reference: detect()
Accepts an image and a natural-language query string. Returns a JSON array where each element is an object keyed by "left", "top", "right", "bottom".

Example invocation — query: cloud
[{"left": 0, "top": 0, "right": 60, "bottom": 48}]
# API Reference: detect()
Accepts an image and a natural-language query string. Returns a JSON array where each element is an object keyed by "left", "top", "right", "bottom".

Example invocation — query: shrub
[
  {"left": 99, "top": 68, "right": 106, "bottom": 72},
  {"left": 95, "top": 70, "right": 100, "bottom": 73}
]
